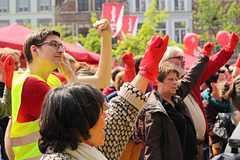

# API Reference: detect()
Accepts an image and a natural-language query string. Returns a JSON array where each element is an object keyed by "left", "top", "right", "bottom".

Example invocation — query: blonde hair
[
  {"left": 220, "top": 75, "right": 240, "bottom": 111},
  {"left": 64, "top": 52, "right": 77, "bottom": 63},
  {"left": 0, "top": 47, "right": 21, "bottom": 57}
]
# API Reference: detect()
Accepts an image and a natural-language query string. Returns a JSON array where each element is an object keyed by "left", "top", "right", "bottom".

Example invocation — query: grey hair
[{"left": 160, "top": 46, "right": 184, "bottom": 64}]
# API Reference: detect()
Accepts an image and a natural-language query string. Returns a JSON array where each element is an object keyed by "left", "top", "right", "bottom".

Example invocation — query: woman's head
[
  {"left": 39, "top": 82, "right": 106, "bottom": 153},
  {"left": 220, "top": 75, "right": 240, "bottom": 111},
  {"left": 157, "top": 62, "right": 179, "bottom": 97}
]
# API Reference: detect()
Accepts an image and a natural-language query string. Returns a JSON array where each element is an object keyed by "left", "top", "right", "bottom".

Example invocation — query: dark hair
[
  {"left": 157, "top": 61, "right": 179, "bottom": 83},
  {"left": 23, "top": 29, "right": 61, "bottom": 63},
  {"left": 134, "top": 55, "right": 143, "bottom": 74},
  {"left": 205, "top": 69, "right": 225, "bottom": 92},
  {"left": 111, "top": 67, "right": 124, "bottom": 81},
  {"left": 220, "top": 75, "right": 240, "bottom": 111},
  {"left": 38, "top": 82, "right": 105, "bottom": 153}
]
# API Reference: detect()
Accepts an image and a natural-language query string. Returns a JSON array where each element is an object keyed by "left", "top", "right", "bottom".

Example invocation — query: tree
[
  {"left": 112, "top": 0, "right": 182, "bottom": 59},
  {"left": 79, "top": 12, "right": 102, "bottom": 54},
  {"left": 192, "top": 0, "right": 240, "bottom": 50}
]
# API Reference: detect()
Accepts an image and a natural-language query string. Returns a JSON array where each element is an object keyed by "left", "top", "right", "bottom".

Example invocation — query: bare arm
[{"left": 77, "top": 19, "right": 112, "bottom": 89}]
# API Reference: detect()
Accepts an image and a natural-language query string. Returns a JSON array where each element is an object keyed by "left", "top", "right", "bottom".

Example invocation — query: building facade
[
  {"left": 128, "top": 0, "right": 193, "bottom": 44},
  {"left": 0, "top": 0, "right": 55, "bottom": 28}
]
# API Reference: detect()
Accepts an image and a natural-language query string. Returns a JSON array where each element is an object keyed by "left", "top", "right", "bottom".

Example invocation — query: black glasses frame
[
  {"left": 168, "top": 55, "right": 184, "bottom": 60},
  {"left": 35, "top": 41, "right": 66, "bottom": 51}
]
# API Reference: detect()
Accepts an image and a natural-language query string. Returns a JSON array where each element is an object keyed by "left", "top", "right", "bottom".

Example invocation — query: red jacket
[{"left": 190, "top": 48, "right": 234, "bottom": 143}]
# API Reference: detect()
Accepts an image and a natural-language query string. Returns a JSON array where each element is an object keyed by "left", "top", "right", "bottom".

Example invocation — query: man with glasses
[
  {"left": 160, "top": 33, "right": 239, "bottom": 160},
  {"left": 8, "top": 19, "right": 112, "bottom": 160}
]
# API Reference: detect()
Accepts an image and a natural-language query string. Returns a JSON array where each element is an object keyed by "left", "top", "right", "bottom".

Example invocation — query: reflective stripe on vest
[
  {"left": 11, "top": 131, "right": 40, "bottom": 147},
  {"left": 11, "top": 72, "right": 46, "bottom": 160}
]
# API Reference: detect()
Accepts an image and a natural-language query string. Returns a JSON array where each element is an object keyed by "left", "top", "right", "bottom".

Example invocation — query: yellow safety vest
[
  {"left": 47, "top": 73, "right": 62, "bottom": 88},
  {"left": 11, "top": 72, "right": 63, "bottom": 160}
]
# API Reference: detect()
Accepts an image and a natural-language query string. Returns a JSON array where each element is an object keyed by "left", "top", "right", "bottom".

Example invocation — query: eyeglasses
[
  {"left": 35, "top": 41, "right": 66, "bottom": 51},
  {"left": 168, "top": 55, "right": 184, "bottom": 61}
]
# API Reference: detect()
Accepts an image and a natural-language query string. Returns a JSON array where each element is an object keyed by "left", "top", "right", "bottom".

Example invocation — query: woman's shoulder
[{"left": 41, "top": 152, "right": 74, "bottom": 160}]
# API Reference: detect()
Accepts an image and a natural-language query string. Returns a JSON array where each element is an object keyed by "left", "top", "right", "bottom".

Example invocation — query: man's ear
[{"left": 30, "top": 45, "right": 38, "bottom": 56}]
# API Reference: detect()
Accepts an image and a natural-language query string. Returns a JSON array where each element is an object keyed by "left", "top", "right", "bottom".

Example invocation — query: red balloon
[
  {"left": 216, "top": 30, "right": 230, "bottom": 46},
  {"left": 183, "top": 33, "right": 199, "bottom": 49}
]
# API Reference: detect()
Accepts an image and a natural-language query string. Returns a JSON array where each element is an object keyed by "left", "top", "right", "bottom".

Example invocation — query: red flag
[
  {"left": 103, "top": 3, "right": 124, "bottom": 38},
  {"left": 122, "top": 15, "right": 138, "bottom": 38}
]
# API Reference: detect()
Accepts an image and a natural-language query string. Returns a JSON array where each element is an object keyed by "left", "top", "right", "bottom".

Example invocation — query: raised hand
[
  {"left": 225, "top": 32, "right": 239, "bottom": 52},
  {"left": 93, "top": 19, "right": 112, "bottom": 39},
  {"left": 139, "top": 35, "right": 169, "bottom": 86},
  {"left": 1, "top": 55, "right": 15, "bottom": 89},
  {"left": 200, "top": 42, "right": 214, "bottom": 57},
  {"left": 58, "top": 54, "right": 77, "bottom": 83},
  {"left": 121, "top": 52, "right": 136, "bottom": 82}
]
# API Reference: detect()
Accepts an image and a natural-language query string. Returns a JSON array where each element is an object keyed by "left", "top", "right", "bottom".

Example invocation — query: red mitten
[
  {"left": 1, "top": 55, "right": 15, "bottom": 89},
  {"left": 139, "top": 35, "right": 169, "bottom": 86},
  {"left": 225, "top": 32, "right": 239, "bottom": 52},
  {"left": 200, "top": 42, "right": 214, "bottom": 57},
  {"left": 121, "top": 52, "right": 136, "bottom": 82}
]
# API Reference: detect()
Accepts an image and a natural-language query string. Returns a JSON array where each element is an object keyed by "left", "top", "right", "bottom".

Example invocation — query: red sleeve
[
  {"left": 17, "top": 77, "right": 51, "bottom": 123},
  {"left": 197, "top": 48, "right": 234, "bottom": 86}
]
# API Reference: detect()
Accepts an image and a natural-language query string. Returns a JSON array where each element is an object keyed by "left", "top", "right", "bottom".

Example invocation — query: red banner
[
  {"left": 103, "top": 3, "right": 124, "bottom": 38},
  {"left": 122, "top": 15, "right": 138, "bottom": 38}
]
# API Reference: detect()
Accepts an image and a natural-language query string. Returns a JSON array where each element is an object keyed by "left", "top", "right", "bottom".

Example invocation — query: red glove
[
  {"left": 1, "top": 55, "right": 15, "bottom": 89},
  {"left": 139, "top": 35, "right": 169, "bottom": 86},
  {"left": 121, "top": 52, "right": 136, "bottom": 83},
  {"left": 225, "top": 32, "right": 239, "bottom": 52},
  {"left": 200, "top": 42, "right": 214, "bottom": 57}
]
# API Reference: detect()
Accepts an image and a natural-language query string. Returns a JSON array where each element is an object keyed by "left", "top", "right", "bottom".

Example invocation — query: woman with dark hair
[{"left": 39, "top": 35, "right": 169, "bottom": 160}]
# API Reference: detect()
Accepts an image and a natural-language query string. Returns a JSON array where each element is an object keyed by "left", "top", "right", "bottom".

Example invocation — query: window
[
  {"left": 136, "top": 0, "right": 146, "bottom": 12},
  {"left": 38, "top": 0, "right": 51, "bottom": 11},
  {"left": 16, "top": 19, "right": 31, "bottom": 26},
  {"left": 156, "top": 0, "right": 165, "bottom": 11},
  {"left": 174, "top": 22, "right": 185, "bottom": 44},
  {"left": 0, "top": 20, "right": 9, "bottom": 27},
  {"left": 157, "top": 23, "right": 166, "bottom": 35},
  {"left": 17, "top": 0, "right": 30, "bottom": 12},
  {"left": 137, "top": 23, "right": 143, "bottom": 32},
  {"left": 0, "top": 0, "right": 8, "bottom": 13},
  {"left": 78, "top": 0, "right": 89, "bottom": 11},
  {"left": 174, "top": 0, "right": 184, "bottom": 11},
  {"left": 95, "top": 0, "right": 105, "bottom": 11},
  {"left": 78, "top": 23, "right": 90, "bottom": 37},
  {"left": 38, "top": 19, "right": 52, "bottom": 27}
]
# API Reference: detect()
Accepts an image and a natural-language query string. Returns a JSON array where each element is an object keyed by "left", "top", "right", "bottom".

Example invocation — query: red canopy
[{"left": 0, "top": 24, "right": 100, "bottom": 67}]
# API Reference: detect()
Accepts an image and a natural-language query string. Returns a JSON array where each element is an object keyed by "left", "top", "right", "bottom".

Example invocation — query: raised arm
[
  {"left": 121, "top": 52, "right": 136, "bottom": 83},
  {"left": 177, "top": 42, "right": 213, "bottom": 98},
  {"left": 0, "top": 55, "right": 14, "bottom": 119},
  {"left": 76, "top": 19, "right": 112, "bottom": 89},
  {"left": 97, "top": 35, "right": 169, "bottom": 159},
  {"left": 198, "top": 32, "right": 239, "bottom": 85}
]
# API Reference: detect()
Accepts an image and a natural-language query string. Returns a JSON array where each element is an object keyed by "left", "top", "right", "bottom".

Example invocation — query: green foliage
[
  {"left": 37, "top": 22, "right": 82, "bottom": 45},
  {"left": 78, "top": 12, "right": 102, "bottom": 54},
  {"left": 192, "top": 0, "right": 240, "bottom": 50},
  {"left": 112, "top": 0, "right": 182, "bottom": 60}
]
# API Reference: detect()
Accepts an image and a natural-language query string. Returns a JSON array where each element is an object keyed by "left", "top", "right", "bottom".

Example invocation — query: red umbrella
[{"left": 0, "top": 24, "right": 100, "bottom": 66}]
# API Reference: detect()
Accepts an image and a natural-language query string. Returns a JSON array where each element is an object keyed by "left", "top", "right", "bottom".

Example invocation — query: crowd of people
[{"left": 0, "top": 18, "right": 239, "bottom": 160}]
